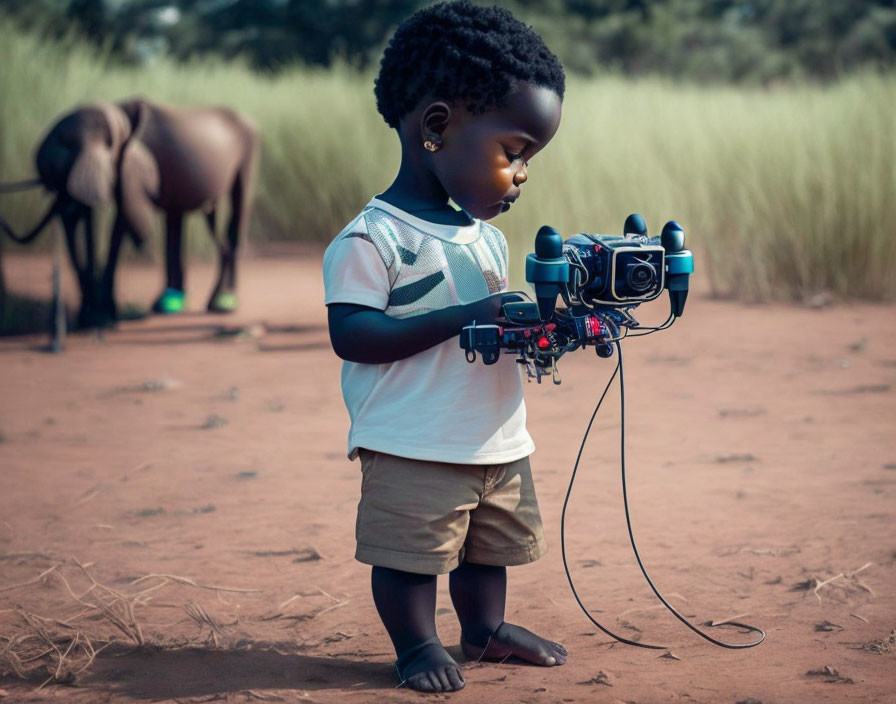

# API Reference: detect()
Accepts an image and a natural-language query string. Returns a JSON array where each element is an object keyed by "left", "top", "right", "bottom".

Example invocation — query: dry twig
[
  {"left": 705, "top": 612, "right": 751, "bottom": 627},
  {"left": 0, "top": 565, "right": 60, "bottom": 593},
  {"left": 131, "top": 573, "right": 261, "bottom": 593}
]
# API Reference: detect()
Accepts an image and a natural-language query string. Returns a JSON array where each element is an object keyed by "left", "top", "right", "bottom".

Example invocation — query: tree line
[{"left": 2, "top": 0, "right": 895, "bottom": 81}]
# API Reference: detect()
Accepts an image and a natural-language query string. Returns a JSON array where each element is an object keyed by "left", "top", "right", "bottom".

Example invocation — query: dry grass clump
[
  {"left": 0, "top": 610, "right": 105, "bottom": 687},
  {"left": 859, "top": 629, "right": 896, "bottom": 654},
  {"left": 0, "top": 558, "right": 258, "bottom": 687},
  {"left": 183, "top": 601, "right": 234, "bottom": 648},
  {"left": 790, "top": 562, "right": 874, "bottom": 603},
  {"left": 805, "top": 665, "right": 854, "bottom": 684}
]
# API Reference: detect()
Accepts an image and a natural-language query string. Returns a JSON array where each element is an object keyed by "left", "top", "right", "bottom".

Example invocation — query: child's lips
[{"left": 501, "top": 197, "right": 518, "bottom": 213}]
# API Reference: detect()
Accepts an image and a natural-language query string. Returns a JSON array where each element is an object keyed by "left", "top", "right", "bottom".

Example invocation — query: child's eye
[{"left": 504, "top": 149, "right": 524, "bottom": 163}]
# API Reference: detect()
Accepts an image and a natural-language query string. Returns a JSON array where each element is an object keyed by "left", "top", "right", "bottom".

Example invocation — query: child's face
[{"left": 432, "top": 83, "right": 562, "bottom": 221}]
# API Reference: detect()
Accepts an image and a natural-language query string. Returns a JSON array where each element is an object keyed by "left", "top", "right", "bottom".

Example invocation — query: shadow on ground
[
  {"left": 0, "top": 292, "right": 328, "bottom": 351},
  {"left": 0, "top": 291, "right": 63, "bottom": 337},
  {"left": 81, "top": 645, "right": 395, "bottom": 698}
]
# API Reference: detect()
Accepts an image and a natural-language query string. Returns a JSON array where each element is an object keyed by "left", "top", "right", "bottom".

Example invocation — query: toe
[
  {"left": 429, "top": 670, "right": 446, "bottom": 692},
  {"left": 433, "top": 667, "right": 453, "bottom": 692},
  {"left": 447, "top": 667, "right": 466, "bottom": 691},
  {"left": 551, "top": 642, "right": 568, "bottom": 664},
  {"left": 408, "top": 672, "right": 435, "bottom": 692}
]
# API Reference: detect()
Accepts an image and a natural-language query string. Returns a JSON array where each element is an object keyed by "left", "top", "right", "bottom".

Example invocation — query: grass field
[{"left": 1, "top": 22, "right": 894, "bottom": 302}]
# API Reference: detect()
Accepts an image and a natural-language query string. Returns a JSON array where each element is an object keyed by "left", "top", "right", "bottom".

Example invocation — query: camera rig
[
  {"left": 460, "top": 215, "right": 766, "bottom": 651},
  {"left": 460, "top": 214, "right": 694, "bottom": 383}
]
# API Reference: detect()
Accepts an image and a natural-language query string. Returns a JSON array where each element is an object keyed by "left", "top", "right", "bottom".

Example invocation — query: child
[{"left": 322, "top": 1, "right": 566, "bottom": 693}]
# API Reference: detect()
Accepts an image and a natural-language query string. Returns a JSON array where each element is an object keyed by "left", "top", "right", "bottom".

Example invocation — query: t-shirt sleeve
[{"left": 322, "top": 235, "right": 391, "bottom": 310}]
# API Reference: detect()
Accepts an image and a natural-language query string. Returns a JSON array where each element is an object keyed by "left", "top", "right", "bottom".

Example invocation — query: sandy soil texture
[{"left": 1, "top": 250, "right": 895, "bottom": 703}]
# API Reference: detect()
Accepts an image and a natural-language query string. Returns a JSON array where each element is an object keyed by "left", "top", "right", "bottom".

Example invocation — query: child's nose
[{"left": 513, "top": 166, "right": 528, "bottom": 186}]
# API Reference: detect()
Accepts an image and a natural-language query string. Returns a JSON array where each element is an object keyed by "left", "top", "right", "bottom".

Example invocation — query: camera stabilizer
[
  {"left": 461, "top": 215, "right": 766, "bottom": 651},
  {"left": 460, "top": 214, "right": 694, "bottom": 383}
]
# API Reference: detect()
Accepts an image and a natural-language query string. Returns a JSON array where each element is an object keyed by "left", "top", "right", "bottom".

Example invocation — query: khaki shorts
[{"left": 355, "top": 449, "right": 546, "bottom": 575}]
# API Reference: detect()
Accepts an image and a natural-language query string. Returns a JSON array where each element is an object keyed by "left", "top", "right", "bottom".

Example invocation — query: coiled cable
[{"left": 560, "top": 339, "right": 766, "bottom": 650}]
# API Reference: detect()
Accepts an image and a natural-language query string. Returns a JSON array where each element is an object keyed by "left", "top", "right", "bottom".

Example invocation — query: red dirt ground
[{"left": 1, "top": 250, "right": 894, "bottom": 703}]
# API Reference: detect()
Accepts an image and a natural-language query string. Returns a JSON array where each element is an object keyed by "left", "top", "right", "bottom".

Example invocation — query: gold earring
[{"left": 424, "top": 140, "right": 440, "bottom": 152}]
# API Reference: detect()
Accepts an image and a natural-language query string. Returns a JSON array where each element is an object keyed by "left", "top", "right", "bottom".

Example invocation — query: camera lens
[{"left": 626, "top": 262, "right": 656, "bottom": 293}]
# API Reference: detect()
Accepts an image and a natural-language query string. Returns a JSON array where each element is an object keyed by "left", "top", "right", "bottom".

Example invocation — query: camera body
[
  {"left": 460, "top": 214, "right": 693, "bottom": 383},
  {"left": 524, "top": 214, "right": 693, "bottom": 320},
  {"left": 560, "top": 233, "right": 666, "bottom": 305}
]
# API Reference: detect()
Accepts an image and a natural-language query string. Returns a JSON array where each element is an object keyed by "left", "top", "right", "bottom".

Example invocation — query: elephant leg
[
  {"left": 208, "top": 160, "right": 253, "bottom": 313},
  {"left": 59, "top": 204, "right": 84, "bottom": 286},
  {"left": 81, "top": 207, "right": 110, "bottom": 326},
  {"left": 59, "top": 201, "right": 94, "bottom": 328},
  {"left": 83, "top": 206, "right": 96, "bottom": 282},
  {"left": 203, "top": 207, "right": 223, "bottom": 266},
  {"left": 152, "top": 211, "right": 187, "bottom": 314},
  {"left": 166, "top": 210, "right": 185, "bottom": 291},
  {"left": 100, "top": 214, "right": 127, "bottom": 323},
  {"left": 206, "top": 205, "right": 231, "bottom": 312}
]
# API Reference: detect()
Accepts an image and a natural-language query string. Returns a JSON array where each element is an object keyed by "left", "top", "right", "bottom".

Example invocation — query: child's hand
[
  {"left": 462, "top": 293, "right": 507, "bottom": 325},
  {"left": 463, "top": 292, "right": 526, "bottom": 325}
]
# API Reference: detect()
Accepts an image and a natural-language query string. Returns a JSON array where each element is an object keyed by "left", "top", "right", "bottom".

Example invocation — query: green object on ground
[
  {"left": 208, "top": 291, "right": 239, "bottom": 312},
  {"left": 153, "top": 288, "right": 187, "bottom": 314}
]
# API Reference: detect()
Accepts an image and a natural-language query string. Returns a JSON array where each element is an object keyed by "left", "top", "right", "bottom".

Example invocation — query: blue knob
[
  {"left": 624, "top": 213, "right": 647, "bottom": 236},
  {"left": 661, "top": 221, "right": 685, "bottom": 253},
  {"left": 535, "top": 225, "right": 563, "bottom": 259}
]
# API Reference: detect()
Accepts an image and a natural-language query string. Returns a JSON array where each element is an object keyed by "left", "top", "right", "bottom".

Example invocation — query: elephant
[{"left": 0, "top": 99, "right": 260, "bottom": 326}]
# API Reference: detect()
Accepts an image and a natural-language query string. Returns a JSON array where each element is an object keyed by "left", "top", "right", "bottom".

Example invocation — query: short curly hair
[{"left": 374, "top": 1, "right": 565, "bottom": 129}]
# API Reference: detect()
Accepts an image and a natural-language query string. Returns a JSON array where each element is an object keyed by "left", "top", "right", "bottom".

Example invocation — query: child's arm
[{"left": 328, "top": 294, "right": 504, "bottom": 364}]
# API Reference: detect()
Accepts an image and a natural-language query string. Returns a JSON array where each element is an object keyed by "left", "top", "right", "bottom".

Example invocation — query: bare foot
[
  {"left": 395, "top": 637, "right": 466, "bottom": 692},
  {"left": 461, "top": 622, "right": 568, "bottom": 666}
]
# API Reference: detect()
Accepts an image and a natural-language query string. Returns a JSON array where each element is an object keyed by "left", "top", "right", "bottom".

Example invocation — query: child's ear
[{"left": 420, "top": 101, "right": 451, "bottom": 151}]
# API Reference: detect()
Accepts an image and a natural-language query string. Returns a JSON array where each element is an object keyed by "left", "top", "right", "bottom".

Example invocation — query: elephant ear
[
  {"left": 65, "top": 102, "right": 131, "bottom": 208},
  {"left": 66, "top": 142, "right": 115, "bottom": 207},
  {"left": 119, "top": 138, "right": 160, "bottom": 204}
]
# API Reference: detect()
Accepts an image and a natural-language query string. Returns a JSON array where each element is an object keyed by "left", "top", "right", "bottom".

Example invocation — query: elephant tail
[{"left": 0, "top": 177, "right": 42, "bottom": 194}]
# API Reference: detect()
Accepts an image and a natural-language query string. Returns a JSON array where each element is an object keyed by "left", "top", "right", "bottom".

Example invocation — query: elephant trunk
[
  {"left": 0, "top": 178, "right": 43, "bottom": 194},
  {"left": 0, "top": 197, "right": 59, "bottom": 244}
]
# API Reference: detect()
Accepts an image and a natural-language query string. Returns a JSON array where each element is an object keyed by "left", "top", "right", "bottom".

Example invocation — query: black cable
[
  {"left": 559, "top": 341, "right": 766, "bottom": 650},
  {"left": 626, "top": 314, "right": 675, "bottom": 335},
  {"left": 626, "top": 300, "right": 676, "bottom": 335},
  {"left": 559, "top": 355, "right": 661, "bottom": 648},
  {"left": 614, "top": 340, "right": 766, "bottom": 648}
]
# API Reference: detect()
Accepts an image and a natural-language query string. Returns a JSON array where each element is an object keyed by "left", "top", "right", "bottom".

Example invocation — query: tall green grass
[{"left": 1, "top": 22, "right": 894, "bottom": 301}]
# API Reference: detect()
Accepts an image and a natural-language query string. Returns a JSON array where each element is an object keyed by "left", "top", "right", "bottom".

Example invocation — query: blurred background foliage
[
  {"left": 0, "top": 1, "right": 894, "bottom": 305},
  {"left": 2, "top": 0, "right": 895, "bottom": 81}
]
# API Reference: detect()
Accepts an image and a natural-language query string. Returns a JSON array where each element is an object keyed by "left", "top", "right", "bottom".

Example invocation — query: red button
[{"left": 537, "top": 336, "right": 550, "bottom": 349}]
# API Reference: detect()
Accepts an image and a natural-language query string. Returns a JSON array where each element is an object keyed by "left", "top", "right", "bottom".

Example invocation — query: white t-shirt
[{"left": 322, "top": 198, "right": 535, "bottom": 464}]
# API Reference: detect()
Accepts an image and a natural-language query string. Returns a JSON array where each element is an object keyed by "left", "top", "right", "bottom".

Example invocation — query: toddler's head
[{"left": 375, "top": 1, "right": 565, "bottom": 220}]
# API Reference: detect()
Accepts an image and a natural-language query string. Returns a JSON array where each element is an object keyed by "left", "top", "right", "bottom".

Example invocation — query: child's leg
[
  {"left": 448, "top": 561, "right": 567, "bottom": 666},
  {"left": 371, "top": 566, "right": 466, "bottom": 692}
]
